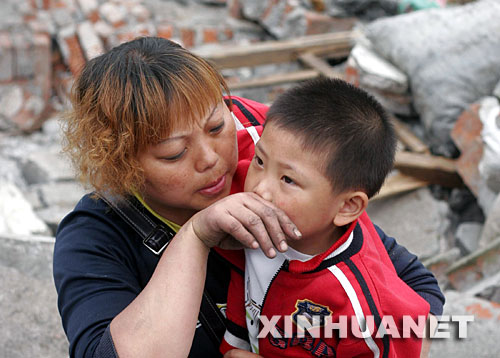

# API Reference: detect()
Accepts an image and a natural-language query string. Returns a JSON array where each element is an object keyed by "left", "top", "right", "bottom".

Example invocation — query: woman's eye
[
  {"left": 162, "top": 148, "right": 186, "bottom": 161},
  {"left": 282, "top": 176, "right": 295, "bottom": 185},
  {"left": 210, "top": 121, "right": 225, "bottom": 133},
  {"left": 254, "top": 155, "right": 264, "bottom": 166}
]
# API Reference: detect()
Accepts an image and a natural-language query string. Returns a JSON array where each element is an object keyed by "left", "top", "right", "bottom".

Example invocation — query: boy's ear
[{"left": 333, "top": 191, "right": 369, "bottom": 227}]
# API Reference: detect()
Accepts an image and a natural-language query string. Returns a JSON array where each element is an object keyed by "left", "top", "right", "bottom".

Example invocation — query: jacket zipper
[{"left": 260, "top": 259, "right": 289, "bottom": 317}]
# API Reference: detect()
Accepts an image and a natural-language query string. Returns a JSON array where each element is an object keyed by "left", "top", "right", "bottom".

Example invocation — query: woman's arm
[
  {"left": 375, "top": 225, "right": 445, "bottom": 316},
  {"left": 109, "top": 192, "right": 301, "bottom": 357},
  {"left": 110, "top": 222, "right": 209, "bottom": 357}
]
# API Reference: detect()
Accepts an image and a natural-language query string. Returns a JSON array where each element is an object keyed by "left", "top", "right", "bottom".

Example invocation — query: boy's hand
[
  {"left": 224, "top": 349, "right": 264, "bottom": 358},
  {"left": 190, "top": 192, "right": 302, "bottom": 258}
]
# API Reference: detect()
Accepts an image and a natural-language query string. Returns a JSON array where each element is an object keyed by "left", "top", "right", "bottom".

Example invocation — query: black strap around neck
[{"left": 98, "top": 192, "right": 227, "bottom": 348}]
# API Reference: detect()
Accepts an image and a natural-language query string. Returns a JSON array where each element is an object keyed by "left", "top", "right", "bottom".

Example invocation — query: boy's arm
[
  {"left": 375, "top": 225, "right": 445, "bottom": 316},
  {"left": 220, "top": 268, "right": 251, "bottom": 354}
]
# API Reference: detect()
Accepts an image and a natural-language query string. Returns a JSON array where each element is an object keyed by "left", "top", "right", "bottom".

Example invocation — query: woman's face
[{"left": 136, "top": 101, "right": 237, "bottom": 224}]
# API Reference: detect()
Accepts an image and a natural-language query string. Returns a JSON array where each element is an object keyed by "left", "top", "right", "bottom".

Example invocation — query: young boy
[{"left": 220, "top": 78, "right": 431, "bottom": 357}]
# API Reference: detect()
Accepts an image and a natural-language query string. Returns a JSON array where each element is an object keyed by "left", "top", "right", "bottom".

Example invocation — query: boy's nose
[{"left": 253, "top": 180, "right": 273, "bottom": 202}]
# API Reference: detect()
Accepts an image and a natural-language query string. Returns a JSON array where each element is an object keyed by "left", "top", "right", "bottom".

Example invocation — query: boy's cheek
[{"left": 243, "top": 167, "right": 256, "bottom": 192}]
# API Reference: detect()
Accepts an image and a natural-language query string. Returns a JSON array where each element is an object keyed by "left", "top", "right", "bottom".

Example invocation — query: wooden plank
[
  {"left": 372, "top": 172, "right": 430, "bottom": 201},
  {"left": 227, "top": 69, "right": 319, "bottom": 90},
  {"left": 197, "top": 31, "right": 354, "bottom": 69},
  {"left": 394, "top": 151, "right": 463, "bottom": 187},
  {"left": 391, "top": 116, "right": 430, "bottom": 154},
  {"left": 298, "top": 52, "right": 344, "bottom": 79}
]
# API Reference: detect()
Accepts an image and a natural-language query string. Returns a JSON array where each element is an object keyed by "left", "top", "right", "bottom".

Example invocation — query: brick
[
  {"left": 311, "top": 0, "right": 326, "bottom": 12},
  {"left": 99, "top": 2, "right": 127, "bottom": 27},
  {"left": 423, "top": 247, "right": 461, "bottom": 286},
  {"left": 157, "top": 24, "right": 174, "bottom": 39},
  {"left": 261, "top": 0, "right": 281, "bottom": 23},
  {"left": 0, "top": 85, "right": 23, "bottom": 119},
  {"left": 344, "top": 63, "right": 360, "bottom": 87},
  {"left": 130, "top": 23, "right": 157, "bottom": 37},
  {"left": 12, "top": 31, "right": 36, "bottom": 80},
  {"left": 131, "top": 4, "right": 151, "bottom": 22},
  {"left": 11, "top": 91, "right": 47, "bottom": 131},
  {"left": 77, "top": 21, "right": 105, "bottom": 61},
  {"left": 0, "top": 32, "right": 14, "bottom": 82},
  {"left": 203, "top": 28, "right": 218, "bottom": 44},
  {"left": 451, "top": 103, "right": 483, "bottom": 196},
  {"left": 221, "top": 28, "right": 234, "bottom": 41},
  {"left": 180, "top": 28, "right": 195, "bottom": 48},
  {"left": 304, "top": 11, "right": 355, "bottom": 35},
  {"left": 116, "top": 32, "right": 138, "bottom": 45},
  {"left": 33, "top": 33, "right": 52, "bottom": 102},
  {"left": 446, "top": 237, "right": 500, "bottom": 291},
  {"left": 57, "top": 26, "right": 86, "bottom": 75},
  {"left": 227, "top": 0, "right": 243, "bottom": 19},
  {"left": 93, "top": 21, "right": 114, "bottom": 43},
  {"left": 76, "top": 0, "right": 98, "bottom": 16}
]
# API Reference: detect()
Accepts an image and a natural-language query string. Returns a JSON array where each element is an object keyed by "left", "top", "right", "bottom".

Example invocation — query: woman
[{"left": 53, "top": 37, "right": 444, "bottom": 358}]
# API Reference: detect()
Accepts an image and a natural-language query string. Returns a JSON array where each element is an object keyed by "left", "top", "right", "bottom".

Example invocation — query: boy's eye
[
  {"left": 210, "top": 121, "right": 225, "bottom": 133},
  {"left": 254, "top": 155, "right": 264, "bottom": 166},
  {"left": 162, "top": 148, "right": 186, "bottom": 161},
  {"left": 282, "top": 175, "right": 295, "bottom": 185}
]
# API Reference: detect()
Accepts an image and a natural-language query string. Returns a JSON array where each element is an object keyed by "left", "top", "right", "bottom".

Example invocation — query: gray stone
[
  {"left": 0, "top": 85, "right": 23, "bottom": 119},
  {"left": 478, "top": 97, "right": 500, "bottom": 193},
  {"left": 480, "top": 194, "right": 500, "bottom": 247},
  {"left": 0, "top": 181, "right": 51, "bottom": 236},
  {"left": 0, "top": 157, "right": 25, "bottom": 189},
  {"left": 0, "top": 32, "right": 14, "bottom": 82},
  {"left": 347, "top": 42, "right": 414, "bottom": 116},
  {"left": 77, "top": 21, "right": 104, "bottom": 60},
  {"left": 429, "top": 291, "right": 500, "bottom": 357},
  {"left": 0, "top": 234, "right": 68, "bottom": 358},
  {"left": 325, "top": 0, "right": 398, "bottom": 21},
  {"left": 41, "top": 116, "right": 64, "bottom": 140},
  {"left": 365, "top": 0, "right": 500, "bottom": 155},
  {"left": 466, "top": 271, "right": 500, "bottom": 304},
  {"left": 455, "top": 222, "right": 483, "bottom": 256},
  {"left": 446, "top": 237, "right": 500, "bottom": 291},
  {"left": 12, "top": 30, "right": 34, "bottom": 79},
  {"left": 494, "top": 79, "right": 500, "bottom": 99},
  {"left": 35, "top": 181, "right": 86, "bottom": 208},
  {"left": 423, "top": 247, "right": 461, "bottom": 288},
  {"left": 366, "top": 188, "right": 448, "bottom": 260},
  {"left": 21, "top": 147, "right": 75, "bottom": 185},
  {"left": 36, "top": 206, "right": 75, "bottom": 235}
]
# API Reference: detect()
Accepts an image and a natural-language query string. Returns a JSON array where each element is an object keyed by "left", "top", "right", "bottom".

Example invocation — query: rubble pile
[{"left": 1, "top": 0, "right": 499, "bottom": 357}]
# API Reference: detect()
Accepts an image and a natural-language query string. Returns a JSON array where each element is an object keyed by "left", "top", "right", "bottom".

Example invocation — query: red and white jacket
[{"left": 220, "top": 213, "right": 430, "bottom": 358}]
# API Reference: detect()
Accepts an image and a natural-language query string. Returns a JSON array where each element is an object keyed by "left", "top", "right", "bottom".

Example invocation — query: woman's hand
[
  {"left": 224, "top": 349, "right": 264, "bottom": 358},
  {"left": 190, "top": 192, "right": 302, "bottom": 258}
]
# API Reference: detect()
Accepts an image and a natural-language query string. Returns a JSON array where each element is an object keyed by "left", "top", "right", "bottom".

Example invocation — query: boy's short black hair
[{"left": 265, "top": 77, "right": 397, "bottom": 198}]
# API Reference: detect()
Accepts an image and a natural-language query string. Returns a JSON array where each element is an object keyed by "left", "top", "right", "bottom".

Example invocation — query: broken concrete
[
  {"left": 0, "top": 234, "right": 67, "bottom": 358},
  {"left": 446, "top": 237, "right": 500, "bottom": 291},
  {"left": 364, "top": 0, "right": 500, "bottom": 156},
  {"left": 0, "top": 181, "right": 51, "bottom": 236},
  {"left": 366, "top": 187, "right": 449, "bottom": 260},
  {"left": 429, "top": 291, "right": 500, "bottom": 357}
]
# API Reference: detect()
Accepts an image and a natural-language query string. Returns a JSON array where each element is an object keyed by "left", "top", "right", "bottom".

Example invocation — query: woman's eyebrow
[{"left": 159, "top": 105, "right": 220, "bottom": 144}]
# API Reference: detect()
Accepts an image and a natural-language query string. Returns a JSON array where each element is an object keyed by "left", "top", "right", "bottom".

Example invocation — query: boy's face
[{"left": 244, "top": 123, "right": 347, "bottom": 254}]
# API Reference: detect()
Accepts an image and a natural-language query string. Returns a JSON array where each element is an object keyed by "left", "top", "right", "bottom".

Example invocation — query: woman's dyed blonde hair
[{"left": 63, "top": 37, "right": 230, "bottom": 196}]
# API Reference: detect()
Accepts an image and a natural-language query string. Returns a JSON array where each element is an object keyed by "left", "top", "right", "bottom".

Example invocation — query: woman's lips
[{"left": 198, "top": 174, "right": 227, "bottom": 196}]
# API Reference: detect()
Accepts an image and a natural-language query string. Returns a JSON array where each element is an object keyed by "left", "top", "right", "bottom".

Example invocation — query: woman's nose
[{"left": 195, "top": 142, "right": 218, "bottom": 172}]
